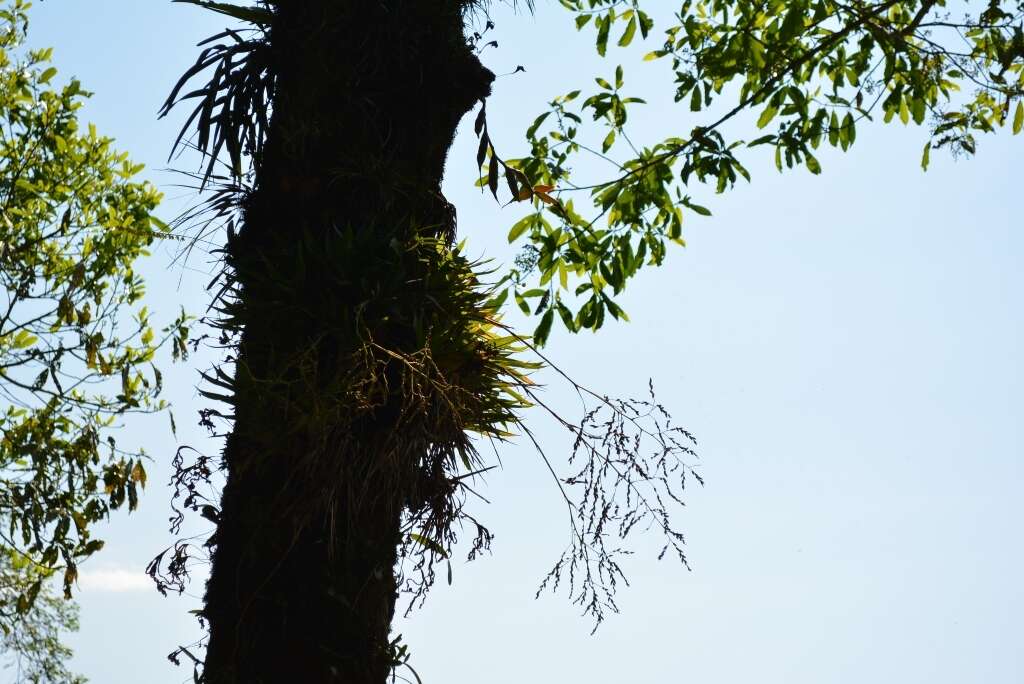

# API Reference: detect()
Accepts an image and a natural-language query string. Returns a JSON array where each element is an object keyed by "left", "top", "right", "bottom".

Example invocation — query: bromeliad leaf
[
  {"left": 172, "top": 0, "right": 272, "bottom": 26},
  {"left": 410, "top": 533, "right": 448, "bottom": 559}
]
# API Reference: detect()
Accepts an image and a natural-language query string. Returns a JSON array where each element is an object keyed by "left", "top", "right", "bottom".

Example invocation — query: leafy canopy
[
  {"left": 0, "top": 0, "right": 188, "bottom": 623},
  {"left": 476, "top": 0, "right": 1023, "bottom": 344},
  {"left": 0, "top": 549, "right": 86, "bottom": 684}
]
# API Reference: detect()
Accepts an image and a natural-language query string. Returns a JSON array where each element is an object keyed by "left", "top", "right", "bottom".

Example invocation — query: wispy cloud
[{"left": 76, "top": 566, "right": 152, "bottom": 593}]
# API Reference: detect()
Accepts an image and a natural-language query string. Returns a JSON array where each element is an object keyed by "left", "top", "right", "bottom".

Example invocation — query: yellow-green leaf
[
  {"left": 805, "top": 152, "right": 821, "bottom": 174},
  {"left": 618, "top": 17, "right": 637, "bottom": 47},
  {"left": 410, "top": 533, "right": 448, "bottom": 558},
  {"left": 508, "top": 215, "right": 533, "bottom": 242},
  {"left": 756, "top": 106, "right": 778, "bottom": 129},
  {"left": 13, "top": 330, "right": 38, "bottom": 349}
]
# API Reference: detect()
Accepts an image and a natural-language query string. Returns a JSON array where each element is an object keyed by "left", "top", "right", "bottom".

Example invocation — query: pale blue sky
[{"left": 17, "top": 1, "right": 1023, "bottom": 683}]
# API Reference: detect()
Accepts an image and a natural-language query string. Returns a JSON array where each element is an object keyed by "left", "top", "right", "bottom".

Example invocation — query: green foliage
[
  {"left": 480, "top": 0, "right": 1023, "bottom": 342},
  {"left": 0, "top": 549, "right": 86, "bottom": 684},
  {"left": 0, "top": 0, "right": 188, "bottom": 618}
]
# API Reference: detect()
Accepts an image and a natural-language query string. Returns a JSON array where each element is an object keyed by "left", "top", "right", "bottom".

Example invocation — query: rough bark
[{"left": 201, "top": 3, "right": 493, "bottom": 682}]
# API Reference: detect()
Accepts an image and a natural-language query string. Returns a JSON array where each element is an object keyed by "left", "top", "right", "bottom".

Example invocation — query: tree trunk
[{"left": 201, "top": 3, "right": 493, "bottom": 682}]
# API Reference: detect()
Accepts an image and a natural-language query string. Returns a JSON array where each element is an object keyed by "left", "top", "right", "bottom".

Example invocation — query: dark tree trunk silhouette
[{"left": 200, "top": 3, "right": 493, "bottom": 682}]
